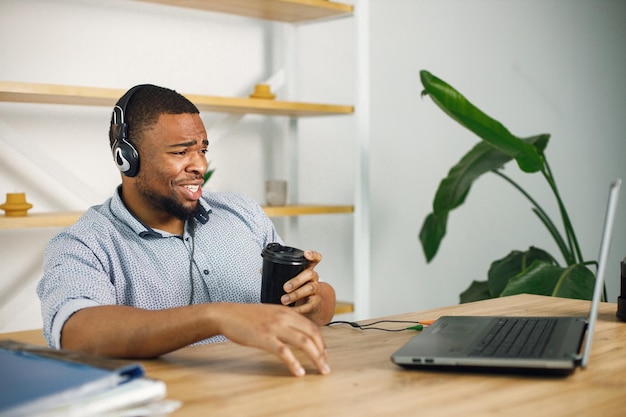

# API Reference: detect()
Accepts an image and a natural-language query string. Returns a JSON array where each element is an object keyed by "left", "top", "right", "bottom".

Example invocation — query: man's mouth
[{"left": 179, "top": 182, "right": 203, "bottom": 201}]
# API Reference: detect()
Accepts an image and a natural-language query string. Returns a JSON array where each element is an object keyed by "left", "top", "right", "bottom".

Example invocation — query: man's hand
[
  {"left": 280, "top": 250, "right": 336, "bottom": 325},
  {"left": 211, "top": 303, "right": 331, "bottom": 377}
]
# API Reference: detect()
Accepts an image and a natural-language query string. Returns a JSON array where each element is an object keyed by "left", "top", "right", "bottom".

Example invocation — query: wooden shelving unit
[
  {"left": 135, "top": 0, "right": 353, "bottom": 23},
  {"left": 0, "top": 82, "right": 353, "bottom": 117},
  {"left": 1, "top": 0, "right": 356, "bottom": 315}
]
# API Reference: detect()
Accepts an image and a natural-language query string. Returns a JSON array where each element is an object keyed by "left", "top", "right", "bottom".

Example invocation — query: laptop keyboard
[{"left": 470, "top": 317, "right": 557, "bottom": 358}]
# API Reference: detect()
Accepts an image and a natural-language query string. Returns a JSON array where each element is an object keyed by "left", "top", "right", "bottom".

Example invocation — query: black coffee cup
[{"left": 261, "top": 243, "right": 310, "bottom": 305}]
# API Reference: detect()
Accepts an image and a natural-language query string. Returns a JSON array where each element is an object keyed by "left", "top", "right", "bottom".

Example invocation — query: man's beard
[
  {"left": 155, "top": 194, "right": 199, "bottom": 221},
  {"left": 141, "top": 188, "right": 199, "bottom": 221}
]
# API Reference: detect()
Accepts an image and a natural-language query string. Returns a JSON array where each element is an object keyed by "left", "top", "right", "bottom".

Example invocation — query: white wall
[
  {"left": 367, "top": 0, "right": 626, "bottom": 317},
  {"left": 1, "top": 0, "right": 625, "bottom": 332}
]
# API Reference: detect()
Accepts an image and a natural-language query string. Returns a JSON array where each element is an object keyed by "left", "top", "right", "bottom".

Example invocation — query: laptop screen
[{"left": 580, "top": 178, "right": 621, "bottom": 367}]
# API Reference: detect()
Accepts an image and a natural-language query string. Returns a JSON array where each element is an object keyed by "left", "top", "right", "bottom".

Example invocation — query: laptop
[{"left": 391, "top": 179, "right": 622, "bottom": 376}]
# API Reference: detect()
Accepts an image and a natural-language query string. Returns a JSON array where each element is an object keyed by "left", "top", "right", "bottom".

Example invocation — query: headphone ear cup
[{"left": 112, "top": 139, "right": 140, "bottom": 177}]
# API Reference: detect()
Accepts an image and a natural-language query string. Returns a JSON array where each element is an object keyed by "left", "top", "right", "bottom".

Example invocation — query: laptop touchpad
[{"left": 432, "top": 317, "right": 489, "bottom": 336}]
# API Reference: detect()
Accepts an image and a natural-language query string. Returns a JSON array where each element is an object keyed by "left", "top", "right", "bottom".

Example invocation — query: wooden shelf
[
  {"left": 0, "top": 205, "right": 354, "bottom": 230},
  {"left": 0, "top": 212, "right": 83, "bottom": 230},
  {"left": 0, "top": 81, "right": 354, "bottom": 117},
  {"left": 334, "top": 301, "right": 354, "bottom": 315},
  {"left": 135, "top": 0, "right": 353, "bottom": 23},
  {"left": 263, "top": 204, "right": 353, "bottom": 217}
]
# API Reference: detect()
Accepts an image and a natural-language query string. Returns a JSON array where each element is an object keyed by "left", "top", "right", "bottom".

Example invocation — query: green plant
[
  {"left": 418, "top": 70, "right": 598, "bottom": 303},
  {"left": 203, "top": 162, "right": 215, "bottom": 186}
]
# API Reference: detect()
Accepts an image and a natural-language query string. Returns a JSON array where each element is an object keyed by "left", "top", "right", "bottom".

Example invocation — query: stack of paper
[{"left": 0, "top": 340, "right": 178, "bottom": 417}]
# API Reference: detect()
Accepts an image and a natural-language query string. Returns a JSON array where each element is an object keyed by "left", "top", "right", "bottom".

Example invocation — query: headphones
[{"left": 110, "top": 85, "right": 145, "bottom": 177}]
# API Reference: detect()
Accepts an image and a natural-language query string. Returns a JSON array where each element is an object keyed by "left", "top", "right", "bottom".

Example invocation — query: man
[{"left": 37, "top": 84, "right": 336, "bottom": 377}]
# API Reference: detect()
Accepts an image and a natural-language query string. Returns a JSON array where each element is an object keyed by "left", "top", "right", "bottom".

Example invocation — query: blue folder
[{"left": 0, "top": 340, "right": 145, "bottom": 417}]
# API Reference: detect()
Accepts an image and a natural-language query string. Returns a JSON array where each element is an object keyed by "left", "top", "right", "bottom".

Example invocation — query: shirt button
[{"left": 203, "top": 270, "right": 209, "bottom": 275}]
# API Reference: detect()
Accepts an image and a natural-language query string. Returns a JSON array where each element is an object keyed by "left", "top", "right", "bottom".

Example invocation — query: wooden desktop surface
[{"left": 4, "top": 294, "right": 626, "bottom": 416}]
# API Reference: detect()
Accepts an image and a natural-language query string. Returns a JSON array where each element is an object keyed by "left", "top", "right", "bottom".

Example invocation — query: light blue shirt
[{"left": 37, "top": 187, "right": 281, "bottom": 348}]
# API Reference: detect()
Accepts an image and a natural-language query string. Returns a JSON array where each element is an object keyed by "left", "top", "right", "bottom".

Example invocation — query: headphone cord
[
  {"left": 326, "top": 320, "right": 427, "bottom": 332},
  {"left": 188, "top": 219, "right": 196, "bottom": 305}
]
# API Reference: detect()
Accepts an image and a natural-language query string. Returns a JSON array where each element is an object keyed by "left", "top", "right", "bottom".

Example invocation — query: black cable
[
  {"left": 188, "top": 219, "right": 196, "bottom": 305},
  {"left": 325, "top": 320, "right": 426, "bottom": 332}
]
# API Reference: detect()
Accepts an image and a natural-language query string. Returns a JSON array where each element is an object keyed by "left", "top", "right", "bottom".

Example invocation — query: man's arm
[{"left": 61, "top": 302, "right": 330, "bottom": 377}]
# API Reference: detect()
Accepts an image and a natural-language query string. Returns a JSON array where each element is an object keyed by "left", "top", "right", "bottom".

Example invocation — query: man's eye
[{"left": 201, "top": 149, "right": 208, "bottom": 154}]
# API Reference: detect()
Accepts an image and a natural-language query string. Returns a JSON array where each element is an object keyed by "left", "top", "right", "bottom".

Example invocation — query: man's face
[{"left": 134, "top": 113, "right": 209, "bottom": 221}]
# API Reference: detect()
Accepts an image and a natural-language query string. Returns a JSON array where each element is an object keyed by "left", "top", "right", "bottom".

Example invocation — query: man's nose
[{"left": 188, "top": 151, "right": 208, "bottom": 174}]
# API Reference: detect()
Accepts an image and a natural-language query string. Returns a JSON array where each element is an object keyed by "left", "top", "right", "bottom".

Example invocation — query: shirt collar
[{"left": 195, "top": 197, "right": 210, "bottom": 225}]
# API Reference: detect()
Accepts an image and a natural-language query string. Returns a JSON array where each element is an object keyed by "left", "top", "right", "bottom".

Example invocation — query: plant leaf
[
  {"left": 500, "top": 262, "right": 595, "bottom": 300},
  {"left": 419, "top": 135, "right": 549, "bottom": 262},
  {"left": 418, "top": 212, "right": 448, "bottom": 262},
  {"left": 203, "top": 168, "right": 215, "bottom": 186},
  {"left": 551, "top": 264, "right": 596, "bottom": 300},
  {"left": 499, "top": 261, "right": 562, "bottom": 297},
  {"left": 487, "top": 247, "right": 557, "bottom": 297},
  {"left": 420, "top": 70, "right": 545, "bottom": 173},
  {"left": 460, "top": 280, "right": 493, "bottom": 303}
]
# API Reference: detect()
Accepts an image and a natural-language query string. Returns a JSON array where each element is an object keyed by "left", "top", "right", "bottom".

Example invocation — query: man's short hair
[{"left": 108, "top": 84, "right": 199, "bottom": 149}]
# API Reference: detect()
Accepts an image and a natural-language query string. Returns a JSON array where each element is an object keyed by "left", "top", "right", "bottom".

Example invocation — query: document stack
[{"left": 0, "top": 340, "right": 179, "bottom": 417}]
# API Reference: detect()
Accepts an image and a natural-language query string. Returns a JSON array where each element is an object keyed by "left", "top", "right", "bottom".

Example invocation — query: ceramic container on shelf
[
  {"left": 0, "top": 192, "right": 33, "bottom": 217},
  {"left": 249, "top": 84, "right": 276, "bottom": 100}
]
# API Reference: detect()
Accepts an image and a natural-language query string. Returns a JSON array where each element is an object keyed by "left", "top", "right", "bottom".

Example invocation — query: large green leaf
[
  {"left": 500, "top": 262, "right": 595, "bottom": 300},
  {"left": 459, "top": 250, "right": 593, "bottom": 303},
  {"left": 419, "top": 135, "right": 549, "bottom": 262},
  {"left": 420, "top": 70, "right": 545, "bottom": 173},
  {"left": 487, "top": 247, "right": 558, "bottom": 297},
  {"left": 433, "top": 141, "right": 509, "bottom": 214},
  {"left": 551, "top": 264, "right": 596, "bottom": 300},
  {"left": 459, "top": 280, "right": 492, "bottom": 303}
]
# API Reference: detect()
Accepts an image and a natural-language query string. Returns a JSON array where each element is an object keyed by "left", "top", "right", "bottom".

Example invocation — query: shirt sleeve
[{"left": 36, "top": 222, "right": 117, "bottom": 348}]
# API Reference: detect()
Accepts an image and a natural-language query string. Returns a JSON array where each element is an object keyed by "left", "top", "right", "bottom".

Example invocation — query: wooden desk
[{"left": 4, "top": 294, "right": 626, "bottom": 417}]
